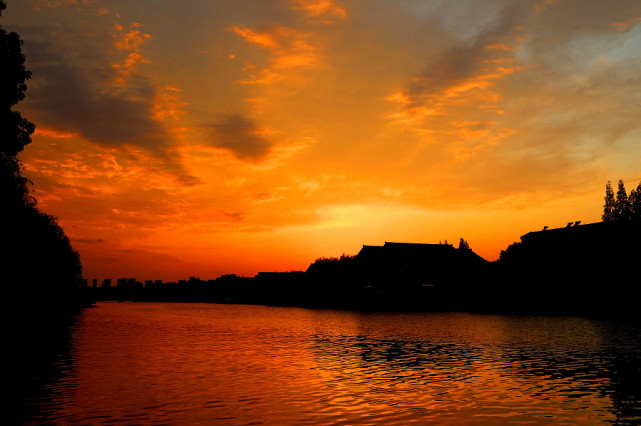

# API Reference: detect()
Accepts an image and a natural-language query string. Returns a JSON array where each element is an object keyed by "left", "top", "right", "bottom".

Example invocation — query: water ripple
[{"left": 18, "top": 303, "right": 641, "bottom": 425}]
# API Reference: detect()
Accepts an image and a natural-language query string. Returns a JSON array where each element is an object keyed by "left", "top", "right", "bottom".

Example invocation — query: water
[{"left": 17, "top": 302, "right": 641, "bottom": 424}]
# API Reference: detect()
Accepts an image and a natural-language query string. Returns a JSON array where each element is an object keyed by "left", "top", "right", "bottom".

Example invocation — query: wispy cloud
[
  {"left": 388, "top": 7, "right": 525, "bottom": 125},
  {"left": 231, "top": 25, "right": 321, "bottom": 84},
  {"left": 111, "top": 23, "right": 152, "bottom": 81},
  {"left": 290, "top": 0, "right": 347, "bottom": 21},
  {"left": 206, "top": 114, "right": 274, "bottom": 160}
]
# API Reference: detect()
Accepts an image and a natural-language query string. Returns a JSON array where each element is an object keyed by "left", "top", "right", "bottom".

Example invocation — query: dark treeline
[
  {"left": 603, "top": 179, "right": 641, "bottom": 222},
  {"left": 1, "top": 1, "right": 89, "bottom": 322}
]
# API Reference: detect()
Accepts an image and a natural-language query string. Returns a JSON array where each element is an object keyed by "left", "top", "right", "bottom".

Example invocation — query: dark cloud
[
  {"left": 20, "top": 29, "right": 200, "bottom": 185},
  {"left": 24, "top": 34, "right": 169, "bottom": 150},
  {"left": 207, "top": 114, "right": 273, "bottom": 160},
  {"left": 33, "top": 64, "right": 170, "bottom": 148}
]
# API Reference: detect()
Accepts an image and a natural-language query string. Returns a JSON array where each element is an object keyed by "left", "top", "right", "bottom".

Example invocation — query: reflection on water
[{"left": 19, "top": 303, "right": 641, "bottom": 425}]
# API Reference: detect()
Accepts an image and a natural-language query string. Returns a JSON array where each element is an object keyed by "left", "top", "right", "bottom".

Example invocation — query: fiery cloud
[
  {"left": 231, "top": 25, "right": 321, "bottom": 84},
  {"left": 111, "top": 23, "right": 152, "bottom": 81},
  {"left": 291, "top": 0, "right": 347, "bottom": 20}
]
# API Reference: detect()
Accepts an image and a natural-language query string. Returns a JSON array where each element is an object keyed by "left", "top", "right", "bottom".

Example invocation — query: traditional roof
[{"left": 356, "top": 241, "right": 487, "bottom": 273}]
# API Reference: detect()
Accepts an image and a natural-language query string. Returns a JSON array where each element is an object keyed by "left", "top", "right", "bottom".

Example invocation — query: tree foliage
[
  {"left": 1, "top": 2, "right": 83, "bottom": 303},
  {"left": 311, "top": 253, "right": 356, "bottom": 266},
  {"left": 614, "top": 180, "right": 632, "bottom": 221},
  {"left": 458, "top": 238, "right": 470, "bottom": 250},
  {"left": 603, "top": 179, "right": 641, "bottom": 222},
  {"left": 0, "top": 1, "right": 36, "bottom": 207},
  {"left": 602, "top": 181, "right": 615, "bottom": 222},
  {"left": 630, "top": 182, "right": 641, "bottom": 223}
]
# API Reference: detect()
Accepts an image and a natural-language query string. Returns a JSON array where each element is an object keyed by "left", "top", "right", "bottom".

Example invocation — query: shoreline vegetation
[{"left": 1, "top": 1, "right": 88, "bottom": 332}]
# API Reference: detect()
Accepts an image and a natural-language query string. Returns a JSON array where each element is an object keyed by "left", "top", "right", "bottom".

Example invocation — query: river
[{"left": 16, "top": 302, "right": 641, "bottom": 424}]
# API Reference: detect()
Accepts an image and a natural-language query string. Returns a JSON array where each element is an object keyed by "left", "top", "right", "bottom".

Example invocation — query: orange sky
[{"left": 4, "top": 0, "right": 641, "bottom": 281}]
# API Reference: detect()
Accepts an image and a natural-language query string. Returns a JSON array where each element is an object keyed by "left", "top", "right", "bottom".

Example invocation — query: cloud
[
  {"left": 30, "top": 62, "right": 170, "bottom": 149},
  {"left": 290, "top": 0, "right": 347, "bottom": 20},
  {"left": 397, "top": 6, "right": 525, "bottom": 117},
  {"left": 230, "top": 25, "right": 321, "bottom": 84},
  {"left": 377, "top": 2, "right": 641, "bottom": 207},
  {"left": 206, "top": 115, "right": 274, "bottom": 160},
  {"left": 112, "top": 23, "right": 153, "bottom": 81},
  {"left": 20, "top": 23, "right": 198, "bottom": 185}
]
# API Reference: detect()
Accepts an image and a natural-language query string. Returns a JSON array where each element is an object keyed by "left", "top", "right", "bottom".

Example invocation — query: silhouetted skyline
[{"left": 79, "top": 219, "right": 641, "bottom": 316}]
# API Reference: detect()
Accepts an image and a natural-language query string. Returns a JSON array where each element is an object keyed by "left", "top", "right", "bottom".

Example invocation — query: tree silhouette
[
  {"left": 1, "top": 1, "right": 84, "bottom": 310},
  {"left": 602, "top": 181, "right": 615, "bottom": 222},
  {"left": 0, "top": 0, "right": 35, "bottom": 207},
  {"left": 458, "top": 238, "right": 470, "bottom": 250},
  {"left": 630, "top": 181, "right": 641, "bottom": 222},
  {"left": 614, "top": 180, "right": 632, "bottom": 221}
]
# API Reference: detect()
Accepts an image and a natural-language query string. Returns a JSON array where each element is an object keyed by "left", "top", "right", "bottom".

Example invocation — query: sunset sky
[{"left": 4, "top": 0, "right": 641, "bottom": 281}]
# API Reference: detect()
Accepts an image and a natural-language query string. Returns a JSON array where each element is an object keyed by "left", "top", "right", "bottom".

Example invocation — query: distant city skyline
[{"left": 4, "top": 0, "right": 641, "bottom": 281}]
